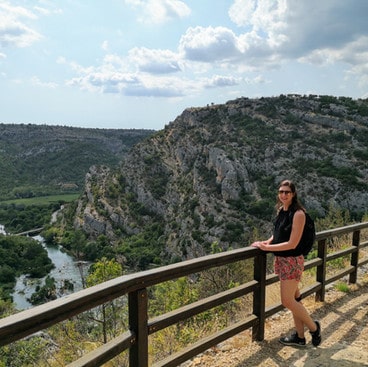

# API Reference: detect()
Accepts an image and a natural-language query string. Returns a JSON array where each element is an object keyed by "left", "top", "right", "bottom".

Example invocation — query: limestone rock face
[{"left": 73, "top": 95, "right": 368, "bottom": 261}]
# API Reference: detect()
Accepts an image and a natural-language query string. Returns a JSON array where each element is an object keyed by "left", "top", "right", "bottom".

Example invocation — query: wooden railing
[{"left": 0, "top": 222, "right": 368, "bottom": 366}]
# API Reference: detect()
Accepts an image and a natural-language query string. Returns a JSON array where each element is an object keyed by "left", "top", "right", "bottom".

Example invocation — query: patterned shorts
[{"left": 274, "top": 255, "right": 304, "bottom": 281}]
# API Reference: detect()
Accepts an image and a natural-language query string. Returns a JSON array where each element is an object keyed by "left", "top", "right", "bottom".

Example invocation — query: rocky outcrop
[{"left": 73, "top": 95, "right": 368, "bottom": 262}]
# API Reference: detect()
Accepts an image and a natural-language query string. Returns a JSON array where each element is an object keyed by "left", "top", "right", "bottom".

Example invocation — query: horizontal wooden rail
[
  {"left": 67, "top": 331, "right": 134, "bottom": 367},
  {"left": 0, "top": 221, "right": 367, "bottom": 367},
  {"left": 148, "top": 280, "right": 258, "bottom": 335},
  {"left": 152, "top": 315, "right": 258, "bottom": 367}
]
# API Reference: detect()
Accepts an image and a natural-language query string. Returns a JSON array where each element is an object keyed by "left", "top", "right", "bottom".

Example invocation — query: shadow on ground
[{"left": 235, "top": 283, "right": 368, "bottom": 367}]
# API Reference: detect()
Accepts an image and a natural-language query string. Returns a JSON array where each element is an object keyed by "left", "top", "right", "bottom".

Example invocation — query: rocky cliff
[{"left": 73, "top": 95, "right": 368, "bottom": 264}]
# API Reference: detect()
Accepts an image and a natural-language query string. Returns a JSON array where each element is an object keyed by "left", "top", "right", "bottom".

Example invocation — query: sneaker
[
  {"left": 310, "top": 320, "right": 321, "bottom": 347},
  {"left": 279, "top": 332, "right": 306, "bottom": 347}
]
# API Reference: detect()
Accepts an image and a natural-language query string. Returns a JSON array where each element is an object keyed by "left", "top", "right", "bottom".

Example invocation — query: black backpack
[{"left": 293, "top": 211, "right": 316, "bottom": 256}]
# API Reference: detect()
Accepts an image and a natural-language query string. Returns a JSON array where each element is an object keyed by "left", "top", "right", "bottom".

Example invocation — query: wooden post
[
  {"left": 129, "top": 289, "right": 148, "bottom": 367},
  {"left": 349, "top": 230, "right": 360, "bottom": 284},
  {"left": 252, "top": 251, "right": 266, "bottom": 341},
  {"left": 316, "top": 239, "right": 327, "bottom": 302}
]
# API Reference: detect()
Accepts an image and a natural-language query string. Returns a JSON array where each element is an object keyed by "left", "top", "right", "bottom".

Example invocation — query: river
[{"left": 12, "top": 235, "right": 88, "bottom": 310}]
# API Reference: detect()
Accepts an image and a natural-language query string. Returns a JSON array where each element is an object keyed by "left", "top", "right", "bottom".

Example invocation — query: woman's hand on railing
[{"left": 251, "top": 241, "right": 270, "bottom": 251}]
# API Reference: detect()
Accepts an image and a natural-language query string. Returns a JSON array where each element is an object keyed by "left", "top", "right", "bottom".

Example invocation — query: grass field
[{"left": 0, "top": 193, "right": 80, "bottom": 206}]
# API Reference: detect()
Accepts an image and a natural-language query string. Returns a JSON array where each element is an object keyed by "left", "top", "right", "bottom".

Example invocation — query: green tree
[
  {"left": 86, "top": 258, "right": 124, "bottom": 343},
  {"left": 58, "top": 229, "right": 86, "bottom": 256},
  {"left": 0, "top": 235, "right": 53, "bottom": 299},
  {"left": 0, "top": 289, "right": 15, "bottom": 318},
  {"left": 315, "top": 203, "right": 350, "bottom": 231},
  {"left": 149, "top": 277, "right": 200, "bottom": 360},
  {"left": 29, "top": 276, "right": 57, "bottom": 305},
  {"left": 0, "top": 337, "right": 48, "bottom": 367}
]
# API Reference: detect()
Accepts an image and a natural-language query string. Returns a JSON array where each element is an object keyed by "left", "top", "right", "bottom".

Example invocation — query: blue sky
[{"left": 1, "top": 0, "right": 368, "bottom": 130}]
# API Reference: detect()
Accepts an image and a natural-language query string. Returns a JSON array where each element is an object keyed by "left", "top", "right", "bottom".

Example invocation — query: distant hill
[
  {"left": 69, "top": 94, "right": 368, "bottom": 266},
  {"left": 0, "top": 124, "right": 155, "bottom": 200}
]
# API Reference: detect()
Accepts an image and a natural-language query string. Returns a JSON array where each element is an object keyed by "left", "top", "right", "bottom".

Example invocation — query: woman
[{"left": 251, "top": 179, "right": 321, "bottom": 347}]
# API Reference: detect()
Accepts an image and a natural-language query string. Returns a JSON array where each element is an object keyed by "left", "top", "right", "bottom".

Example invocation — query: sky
[{"left": 1, "top": 0, "right": 368, "bottom": 130}]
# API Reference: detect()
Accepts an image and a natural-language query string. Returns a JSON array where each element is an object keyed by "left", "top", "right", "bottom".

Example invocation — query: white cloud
[
  {"left": 20, "top": 0, "right": 366, "bottom": 106},
  {"left": 61, "top": 0, "right": 368, "bottom": 100},
  {"left": 123, "top": 77, "right": 186, "bottom": 97},
  {"left": 56, "top": 56, "right": 67, "bottom": 64},
  {"left": 129, "top": 47, "right": 181, "bottom": 74},
  {"left": 202, "top": 75, "right": 241, "bottom": 89},
  {"left": 101, "top": 40, "right": 109, "bottom": 51},
  {"left": 300, "top": 35, "right": 368, "bottom": 71},
  {"left": 65, "top": 53, "right": 187, "bottom": 97},
  {"left": 33, "top": 4, "right": 62, "bottom": 16},
  {"left": 67, "top": 68, "right": 188, "bottom": 98},
  {"left": 246, "top": 75, "right": 267, "bottom": 85},
  {"left": 0, "top": 2, "right": 37, "bottom": 20},
  {"left": 30, "top": 76, "right": 58, "bottom": 88},
  {"left": 179, "top": 26, "right": 241, "bottom": 63},
  {"left": 0, "top": 2, "right": 42, "bottom": 47},
  {"left": 228, "top": 0, "right": 368, "bottom": 59},
  {"left": 228, "top": 0, "right": 257, "bottom": 27},
  {"left": 229, "top": 0, "right": 288, "bottom": 47},
  {"left": 125, "top": 0, "right": 191, "bottom": 24}
]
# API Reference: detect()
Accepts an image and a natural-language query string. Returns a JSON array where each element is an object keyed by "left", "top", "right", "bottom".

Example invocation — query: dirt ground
[{"left": 183, "top": 273, "right": 368, "bottom": 367}]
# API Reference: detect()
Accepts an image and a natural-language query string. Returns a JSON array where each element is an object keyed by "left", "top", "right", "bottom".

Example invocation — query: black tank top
[{"left": 271, "top": 209, "right": 304, "bottom": 257}]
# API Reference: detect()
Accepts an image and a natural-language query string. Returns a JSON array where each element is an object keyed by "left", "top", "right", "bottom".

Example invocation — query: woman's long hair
[{"left": 275, "top": 179, "right": 305, "bottom": 213}]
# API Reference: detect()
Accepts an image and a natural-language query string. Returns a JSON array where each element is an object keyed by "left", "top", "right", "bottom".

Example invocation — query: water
[
  {"left": 12, "top": 235, "right": 88, "bottom": 310},
  {"left": 0, "top": 225, "right": 6, "bottom": 235}
]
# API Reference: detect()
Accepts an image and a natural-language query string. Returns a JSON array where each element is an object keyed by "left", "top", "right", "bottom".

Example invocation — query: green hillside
[{"left": 0, "top": 124, "right": 155, "bottom": 201}]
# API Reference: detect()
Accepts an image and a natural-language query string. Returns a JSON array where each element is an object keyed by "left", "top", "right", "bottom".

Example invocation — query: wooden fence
[{"left": 0, "top": 222, "right": 368, "bottom": 366}]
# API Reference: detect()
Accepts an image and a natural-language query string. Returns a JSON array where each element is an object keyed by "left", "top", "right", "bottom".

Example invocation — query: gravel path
[{"left": 183, "top": 274, "right": 368, "bottom": 367}]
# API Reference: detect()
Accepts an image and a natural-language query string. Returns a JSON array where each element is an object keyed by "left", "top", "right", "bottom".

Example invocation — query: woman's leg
[
  {"left": 276, "top": 257, "right": 321, "bottom": 346},
  {"left": 294, "top": 288, "right": 302, "bottom": 301},
  {"left": 280, "top": 279, "right": 317, "bottom": 336},
  {"left": 293, "top": 311, "right": 305, "bottom": 338}
]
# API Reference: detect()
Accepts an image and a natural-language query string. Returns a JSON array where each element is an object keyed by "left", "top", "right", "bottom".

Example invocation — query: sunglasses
[{"left": 278, "top": 190, "right": 292, "bottom": 195}]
